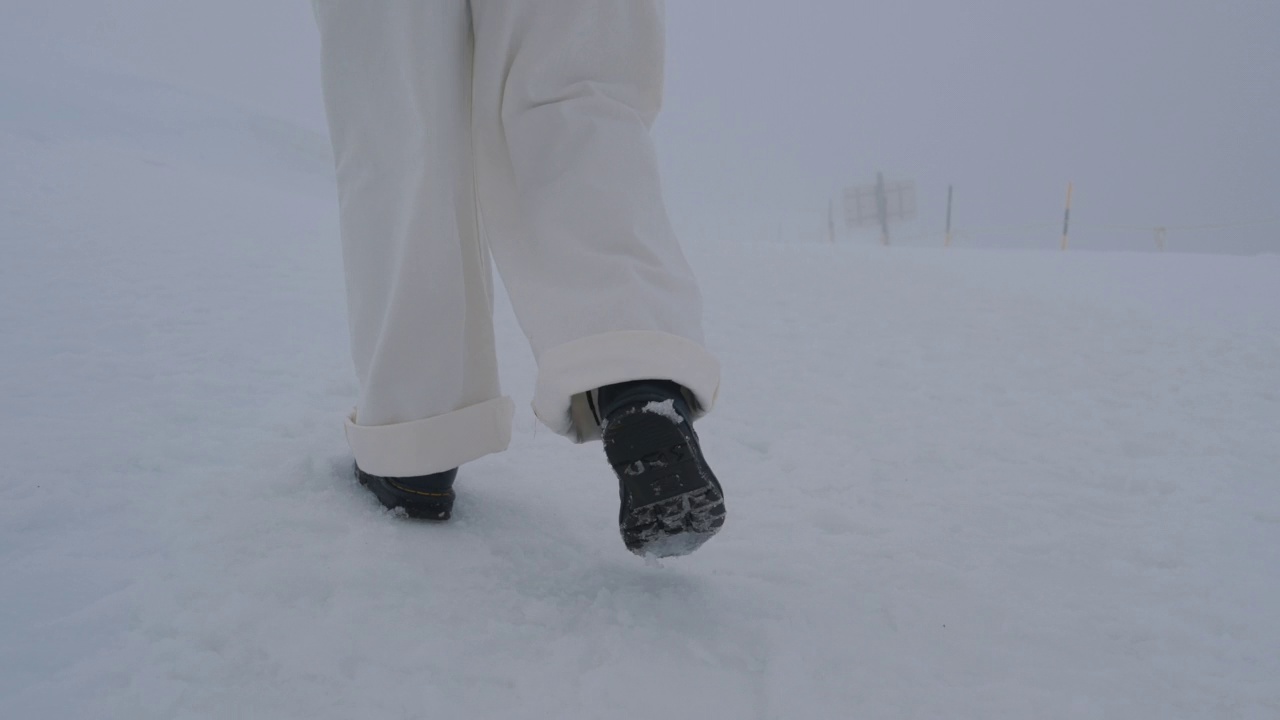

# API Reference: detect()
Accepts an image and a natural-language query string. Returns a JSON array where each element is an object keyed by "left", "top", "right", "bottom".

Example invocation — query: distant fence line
[
  {"left": 808, "top": 176, "right": 1280, "bottom": 251},
  {"left": 954, "top": 219, "right": 1280, "bottom": 250},
  {"left": 764, "top": 215, "right": 1280, "bottom": 250}
]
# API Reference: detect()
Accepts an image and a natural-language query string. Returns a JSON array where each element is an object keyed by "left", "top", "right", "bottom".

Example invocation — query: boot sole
[{"left": 604, "top": 408, "right": 725, "bottom": 557}]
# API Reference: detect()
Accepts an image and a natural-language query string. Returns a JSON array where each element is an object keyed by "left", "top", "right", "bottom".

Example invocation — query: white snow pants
[{"left": 313, "top": 1, "right": 720, "bottom": 477}]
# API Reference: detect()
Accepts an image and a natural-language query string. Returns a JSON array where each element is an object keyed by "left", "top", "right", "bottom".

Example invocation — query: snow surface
[{"left": 3, "top": 62, "right": 1279, "bottom": 720}]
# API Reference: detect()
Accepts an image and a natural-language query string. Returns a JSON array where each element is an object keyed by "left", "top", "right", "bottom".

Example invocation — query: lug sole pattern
[{"left": 604, "top": 408, "right": 725, "bottom": 557}]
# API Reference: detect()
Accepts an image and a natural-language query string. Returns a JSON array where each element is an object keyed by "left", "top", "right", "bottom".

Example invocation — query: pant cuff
[
  {"left": 346, "top": 396, "right": 515, "bottom": 477},
  {"left": 532, "top": 330, "right": 721, "bottom": 442}
]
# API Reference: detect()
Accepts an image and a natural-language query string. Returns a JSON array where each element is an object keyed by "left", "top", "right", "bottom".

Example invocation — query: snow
[
  {"left": 3, "top": 61, "right": 1279, "bottom": 719},
  {"left": 641, "top": 399, "right": 685, "bottom": 424}
]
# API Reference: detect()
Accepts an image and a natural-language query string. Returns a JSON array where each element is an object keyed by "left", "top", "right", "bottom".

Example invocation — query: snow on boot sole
[{"left": 604, "top": 404, "right": 725, "bottom": 557}]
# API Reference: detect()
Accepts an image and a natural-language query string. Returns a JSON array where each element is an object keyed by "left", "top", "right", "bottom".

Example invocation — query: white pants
[{"left": 313, "top": 1, "right": 720, "bottom": 477}]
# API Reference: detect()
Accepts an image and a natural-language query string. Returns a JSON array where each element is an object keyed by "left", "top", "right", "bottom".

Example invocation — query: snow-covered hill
[{"left": 2, "top": 62, "right": 1278, "bottom": 719}]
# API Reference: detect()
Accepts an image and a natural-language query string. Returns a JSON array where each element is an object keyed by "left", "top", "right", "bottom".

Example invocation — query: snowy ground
[{"left": 3, "top": 63, "right": 1279, "bottom": 720}]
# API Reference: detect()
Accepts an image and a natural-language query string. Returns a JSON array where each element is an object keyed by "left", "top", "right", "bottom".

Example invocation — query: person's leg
[
  {"left": 470, "top": 0, "right": 720, "bottom": 441},
  {"left": 471, "top": 0, "right": 724, "bottom": 555},
  {"left": 313, "top": 1, "right": 513, "bottom": 484}
]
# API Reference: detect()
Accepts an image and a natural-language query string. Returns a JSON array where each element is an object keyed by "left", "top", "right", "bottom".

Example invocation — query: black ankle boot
[
  {"left": 355, "top": 464, "right": 458, "bottom": 521},
  {"left": 597, "top": 380, "right": 725, "bottom": 557}
]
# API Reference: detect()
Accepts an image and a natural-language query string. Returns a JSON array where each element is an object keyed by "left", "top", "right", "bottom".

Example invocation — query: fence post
[
  {"left": 876, "top": 171, "right": 890, "bottom": 246},
  {"left": 1060, "top": 182, "right": 1073, "bottom": 251},
  {"left": 945, "top": 185, "right": 954, "bottom": 247}
]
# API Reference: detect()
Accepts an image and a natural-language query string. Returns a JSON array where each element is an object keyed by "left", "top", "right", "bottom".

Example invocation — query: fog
[
  {"left": 6, "top": 0, "right": 1277, "bottom": 253},
  {"left": 4, "top": 5, "right": 1279, "bottom": 713}
]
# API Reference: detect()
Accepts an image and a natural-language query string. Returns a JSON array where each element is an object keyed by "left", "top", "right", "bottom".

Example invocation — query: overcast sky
[{"left": 5, "top": 0, "right": 1278, "bottom": 252}]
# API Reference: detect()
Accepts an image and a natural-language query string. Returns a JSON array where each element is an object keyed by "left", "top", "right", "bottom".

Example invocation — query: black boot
[
  {"left": 355, "top": 464, "right": 458, "bottom": 521},
  {"left": 597, "top": 380, "right": 725, "bottom": 557}
]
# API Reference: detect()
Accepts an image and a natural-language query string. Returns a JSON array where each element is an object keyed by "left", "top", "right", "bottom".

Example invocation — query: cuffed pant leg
[
  {"left": 472, "top": 0, "right": 720, "bottom": 440},
  {"left": 314, "top": 0, "right": 512, "bottom": 474},
  {"left": 344, "top": 397, "right": 514, "bottom": 478},
  {"left": 534, "top": 331, "right": 720, "bottom": 442}
]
